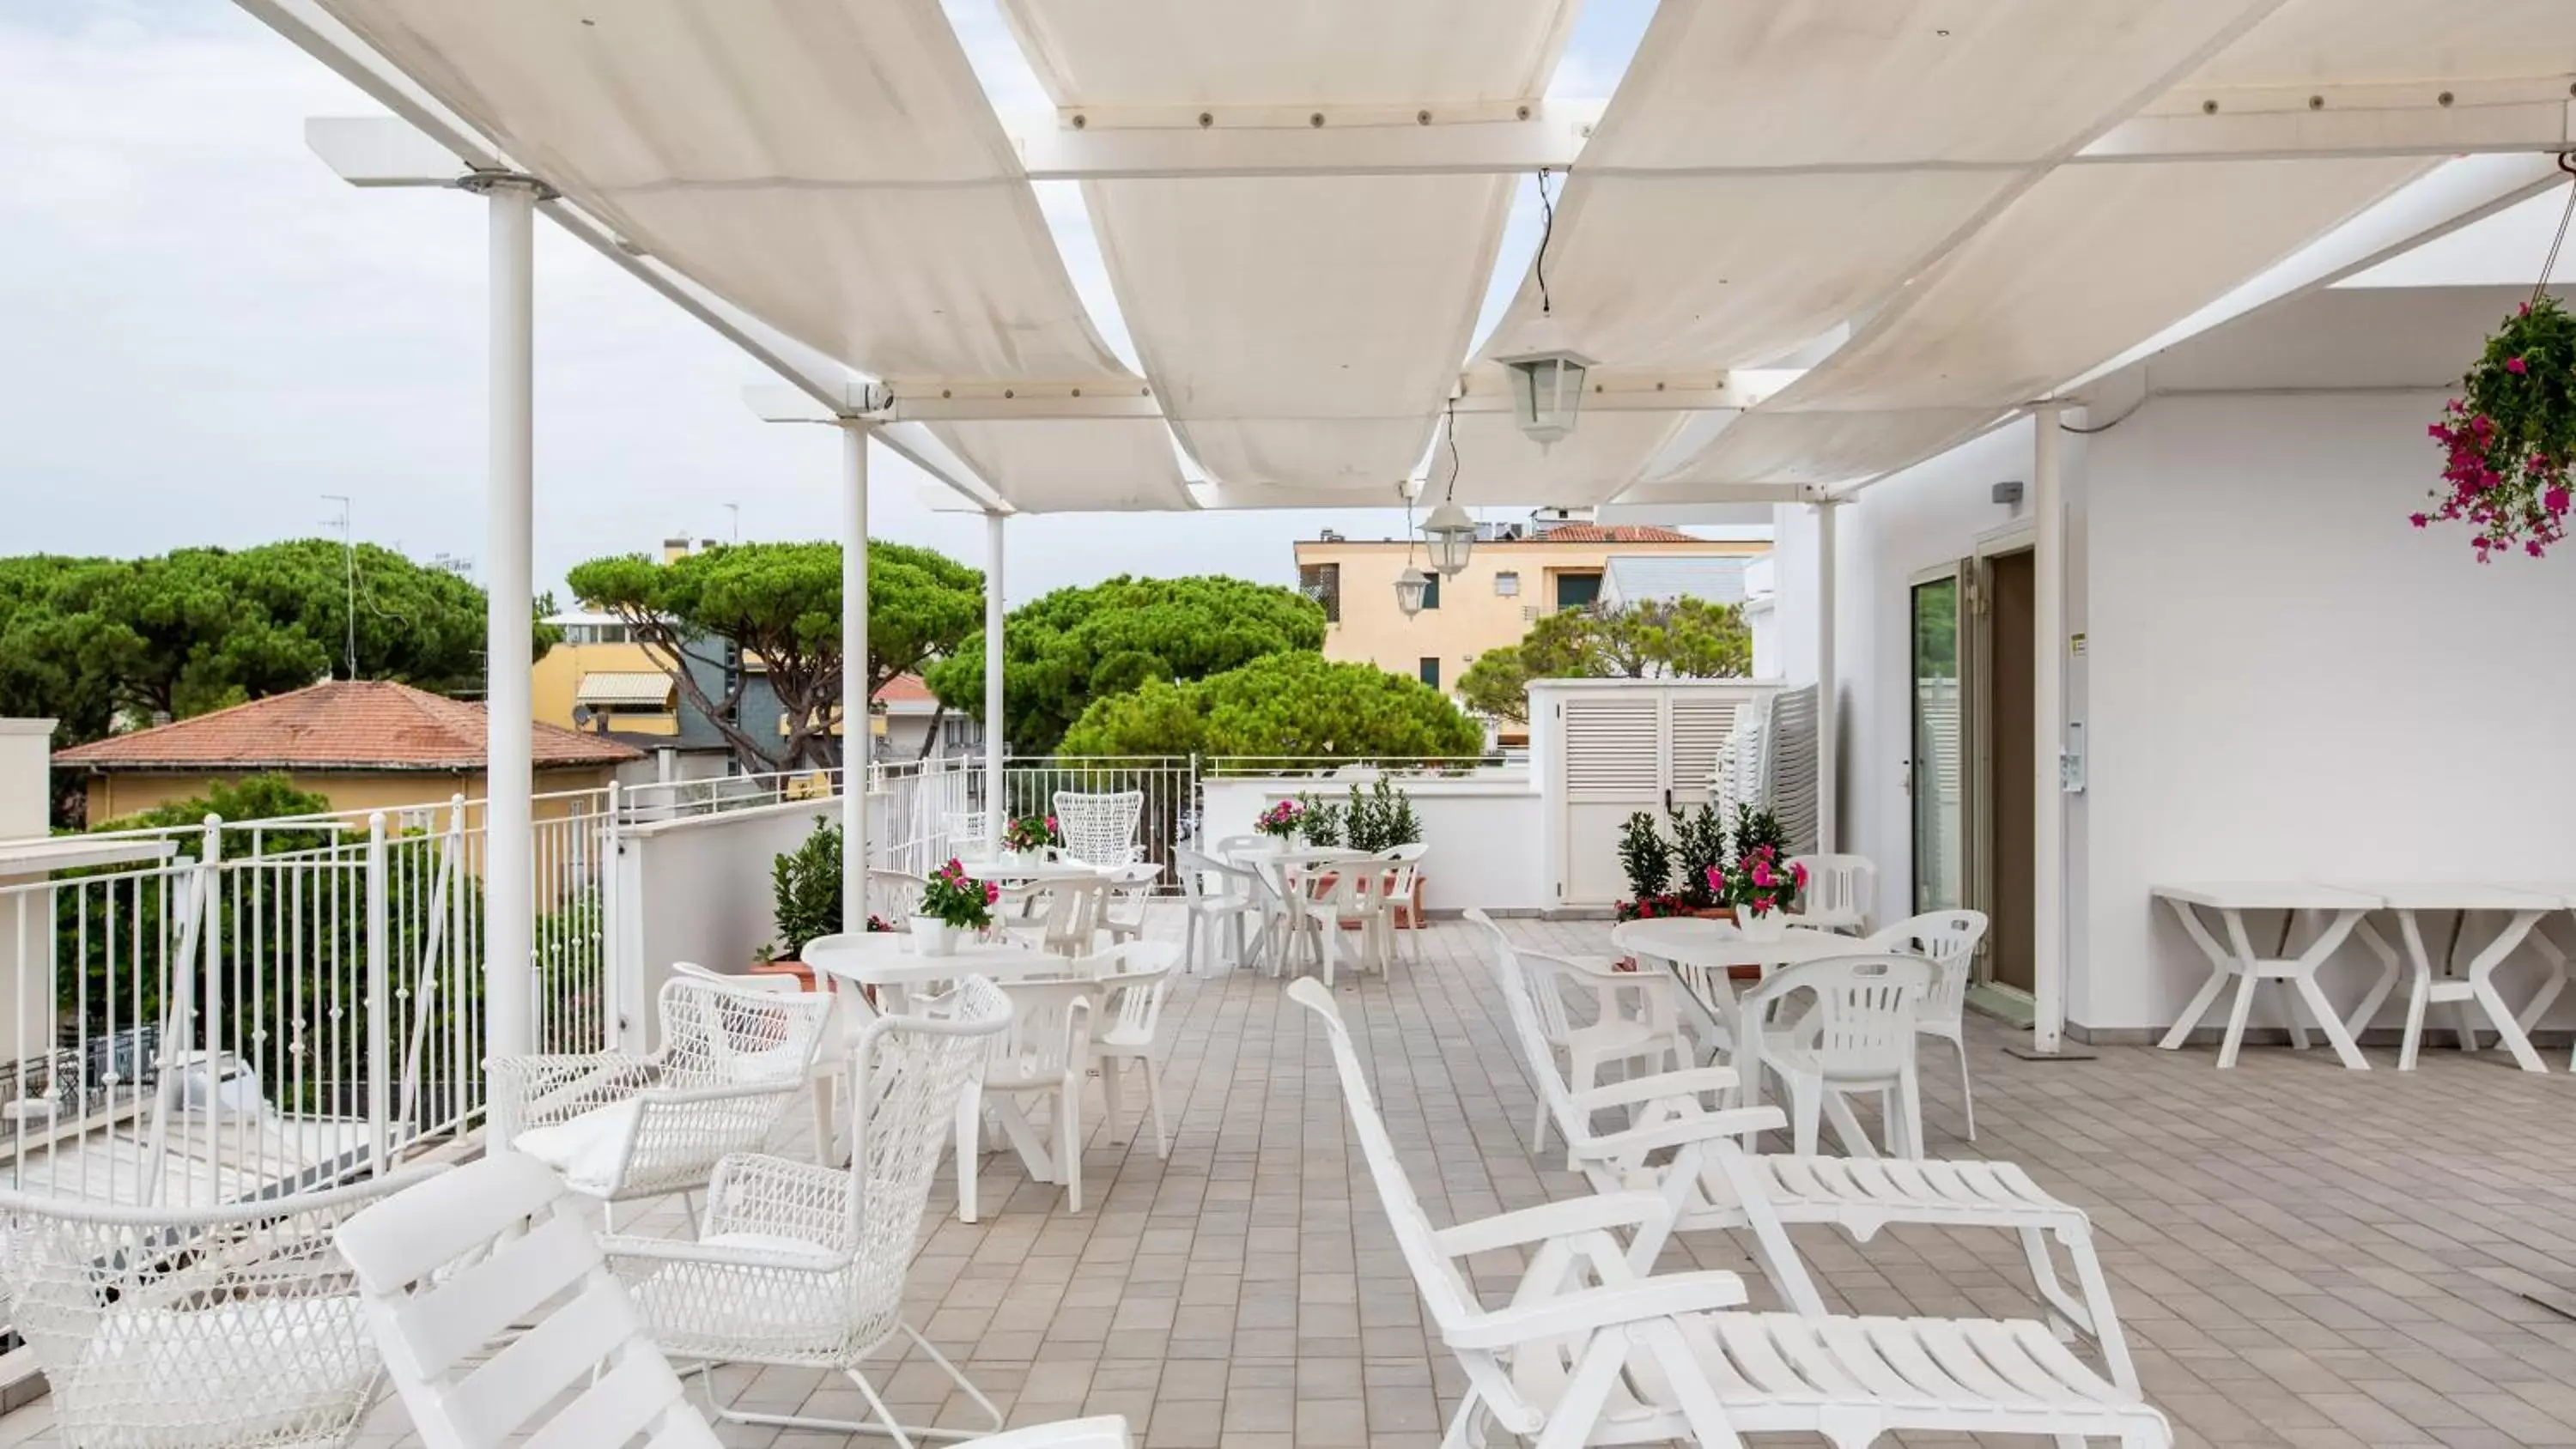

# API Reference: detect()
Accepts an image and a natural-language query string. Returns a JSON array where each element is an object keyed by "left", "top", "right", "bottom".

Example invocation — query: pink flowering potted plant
[
  {"left": 910, "top": 858, "right": 998, "bottom": 957},
  {"left": 1254, "top": 797, "right": 1304, "bottom": 840},
  {"left": 2417, "top": 288, "right": 2576, "bottom": 561},
  {"left": 998, "top": 812, "right": 1060, "bottom": 866}
]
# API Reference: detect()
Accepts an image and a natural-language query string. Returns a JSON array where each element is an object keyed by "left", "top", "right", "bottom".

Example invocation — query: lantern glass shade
[
  {"left": 1393, "top": 565, "right": 1431, "bottom": 617},
  {"left": 1501, "top": 349, "right": 1591, "bottom": 446},
  {"left": 1422, "top": 500, "right": 1476, "bottom": 577}
]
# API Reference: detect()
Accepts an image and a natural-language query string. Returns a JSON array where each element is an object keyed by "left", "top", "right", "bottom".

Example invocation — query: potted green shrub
[
  {"left": 1344, "top": 778, "right": 1426, "bottom": 925},
  {"left": 755, "top": 816, "right": 841, "bottom": 982}
]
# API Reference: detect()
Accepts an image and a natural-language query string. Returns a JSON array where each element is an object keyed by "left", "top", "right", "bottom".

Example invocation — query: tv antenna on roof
[{"left": 321, "top": 495, "right": 357, "bottom": 678}]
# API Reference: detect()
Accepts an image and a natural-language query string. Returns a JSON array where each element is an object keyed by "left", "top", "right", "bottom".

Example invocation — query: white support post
[
  {"left": 841, "top": 421, "right": 872, "bottom": 919},
  {"left": 984, "top": 512, "right": 1007, "bottom": 846},
  {"left": 476, "top": 173, "right": 539, "bottom": 1063},
  {"left": 1814, "top": 500, "right": 1838, "bottom": 855},
  {"left": 2031, "top": 403, "right": 2069, "bottom": 1056}
]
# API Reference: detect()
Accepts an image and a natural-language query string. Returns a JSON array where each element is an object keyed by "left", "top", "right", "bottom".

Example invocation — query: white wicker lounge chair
[
  {"left": 490, "top": 975, "right": 833, "bottom": 1222},
  {"left": 604, "top": 975, "right": 1013, "bottom": 1444},
  {"left": 0, "top": 1165, "right": 444, "bottom": 1449}
]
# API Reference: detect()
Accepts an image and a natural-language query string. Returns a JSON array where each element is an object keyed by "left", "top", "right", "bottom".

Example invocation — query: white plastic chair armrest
[
  {"left": 1569, "top": 1066, "right": 1741, "bottom": 1113},
  {"left": 1431, "top": 1191, "right": 1677, "bottom": 1258},
  {"left": 1572, "top": 1106, "right": 1787, "bottom": 1161},
  {"left": 1445, "top": 1271, "right": 1750, "bottom": 1350}
]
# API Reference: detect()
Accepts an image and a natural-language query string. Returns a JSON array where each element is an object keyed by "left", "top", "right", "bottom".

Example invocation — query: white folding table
[
  {"left": 2151, "top": 882, "right": 2383, "bottom": 1070},
  {"left": 2333, "top": 882, "right": 2559, "bottom": 1073}
]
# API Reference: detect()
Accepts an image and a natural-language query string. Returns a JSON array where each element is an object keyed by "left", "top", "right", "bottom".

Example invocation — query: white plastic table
[
  {"left": 1224, "top": 842, "right": 1368, "bottom": 973},
  {"left": 1609, "top": 918, "right": 1856, "bottom": 1052},
  {"left": 2497, "top": 885, "right": 2576, "bottom": 1064},
  {"left": 2332, "top": 882, "right": 2559, "bottom": 1073},
  {"left": 2151, "top": 882, "right": 2382, "bottom": 1069},
  {"left": 951, "top": 855, "right": 1116, "bottom": 883}
]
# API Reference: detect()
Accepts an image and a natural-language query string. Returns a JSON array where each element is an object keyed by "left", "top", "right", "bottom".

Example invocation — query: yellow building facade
[{"left": 1293, "top": 524, "right": 1766, "bottom": 694}]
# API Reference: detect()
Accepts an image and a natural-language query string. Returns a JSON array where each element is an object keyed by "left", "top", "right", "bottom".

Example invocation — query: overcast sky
[
  {"left": 0, "top": 0, "right": 1653, "bottom": 601},
  {"left": 6, "top": 3, "right": 2569, "bottom": 603}
]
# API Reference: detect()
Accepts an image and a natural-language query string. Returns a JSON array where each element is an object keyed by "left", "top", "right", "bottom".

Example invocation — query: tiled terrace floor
[{"left": 11, "top": 913, "right": 2576, "bottom": 1447}]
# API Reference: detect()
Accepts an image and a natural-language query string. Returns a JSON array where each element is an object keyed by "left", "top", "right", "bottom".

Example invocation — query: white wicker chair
[
  {"left": 1053, "top": 790, "right": 1143, "bottom": 866},
  {"left": 0, "top": 1166, "right": 445, "bottom": 1449},
  {"left": 1862, "top": 910, "right": 1990, "bottom": 1139},
  {"left": 492, "top": 976, "right": 834, "bottom": 1220},
  {"left": 604, "top": 977, "right": 1012, "bottom": 1445},
  {"left": 335, "top": 1153, "right": 720, "bottom": 1449},
  {"left": 673, "top": 961, "right": 856, "bottom": 1161}
]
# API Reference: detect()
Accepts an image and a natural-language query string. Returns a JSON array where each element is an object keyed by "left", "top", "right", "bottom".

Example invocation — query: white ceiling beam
[
  {"left": 1004, "top": 101, "right": 1601, "bottom": 180},
  {"left": 2081, "top": 88, "right": 2576, "bottom": 163}
]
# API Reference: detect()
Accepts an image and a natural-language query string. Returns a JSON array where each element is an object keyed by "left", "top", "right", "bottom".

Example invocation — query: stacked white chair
[
  {"left": 0, "top": 1167, "right": 443, "bottom": 1449},
  {"left": 605, "top": 976, "right": 1014, "bottom": 1444},
  {"left": 1092, "top": 945, "right": 1183, "bottom": 1158},
  {"left": 1783, "top": 853, "right": 1876, "bottom": 934},
  {"left": 1863, "top": 909, "right": 1990, "bottom": 1138},
  {"left": 334, "top": 1153, "right": 720, "bottom": 1449},
  {"left": 1483, "top": 926, "right": 2136, "bottom": 1394},
  {"left": 491, "top": 975, "right": 834, "bottom": 1222},
  {"left": 1288, "top": 978, "right": 2170, "bottom": 1448},
  {"left": 1176, "top": 846, "right": 1262, "bottom": 973},
  {"left": 1738, "top": 954, "right": 1934, "bottom": 1158},
  {"left": 1053, "top": 789, "right": 1144, "bottom": 865}
]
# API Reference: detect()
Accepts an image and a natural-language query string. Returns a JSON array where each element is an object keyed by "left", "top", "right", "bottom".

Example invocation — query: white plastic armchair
[
  {"left": 1783, "top": 853, "right": 1876, "bottom": 934},
  {"left": 866, "top": 868, "right": 925, "bottom": 930},
  {"left": 1357, "top": 843, "right": 1429, "bottom": 972},
  {"left": 1862, "top": 910, "right": 1990, "bottom": 1138},
  {"left": 1737, "top": 954, "right": 1934, "bottom": 1158},
  {"left": 0, "top": 1167, "right": 445, "bottom": 1449},
  {"left": 1291, "top": 978, "right": 2168, "bottom": 1447},
  {"left": 957, "top": 975, "right": 1099, "bottom": 1221},
  {"left": 1464, "top": 908, "right": 1690, "bottom": 1155},
  {"left": 1053, "top": 790, "right": 1143, "bottom": 865},
  {"left": 1100, "top": 861, "right": 1164, "bottom": 946},
  {"left": 605, "top": 977, "right": 1012, "bottom": 1446},
  {"left": 493, "top": 976, "right": 834, "bottom": 1217},
  {"left": 1176, "top": 846, "right": 1261, "bottom": 973},
  {"left": 1091, "top": 943, "right": 1183, "bottom": 1158},
  {"left": 334, "top": 1154, "right": 720, "bottom": 1449}
]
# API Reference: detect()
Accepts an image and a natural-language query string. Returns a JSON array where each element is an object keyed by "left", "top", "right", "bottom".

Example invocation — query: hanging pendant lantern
[
  {"left": 1422, "top": 500, "right": 1476, "bottom": 578},
  {"left": 1495, "top": 317, "right": 1594, "bottom": 449},
  {"left": 1393, "top": 565, "right": 1431, "bottom": 617}
]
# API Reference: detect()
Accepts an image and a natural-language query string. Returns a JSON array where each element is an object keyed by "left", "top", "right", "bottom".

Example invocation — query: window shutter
[
  {"left": 1668, "top": 697, "right": 1740, "bottom": 804},
  {"left": 1561, "top": 695, "right": 1662, "bottom": 799}
]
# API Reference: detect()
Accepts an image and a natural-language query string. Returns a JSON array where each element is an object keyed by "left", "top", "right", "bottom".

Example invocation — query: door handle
[{"left": 1662, "top": 787, "right": 1674, "bottom": 814}]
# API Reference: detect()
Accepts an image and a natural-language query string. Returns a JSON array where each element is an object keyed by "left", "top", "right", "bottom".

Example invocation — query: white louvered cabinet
[{"left": 1531, "top": 678, "right": 1781, "bottom": 907}]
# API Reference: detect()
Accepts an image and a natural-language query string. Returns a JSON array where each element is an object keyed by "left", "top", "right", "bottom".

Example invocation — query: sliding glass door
[{"left": 1910, "top": 572, "right": 1965, "bottom": 914}]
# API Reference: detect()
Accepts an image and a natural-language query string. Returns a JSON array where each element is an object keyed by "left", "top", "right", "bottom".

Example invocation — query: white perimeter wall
[{"left": 1198, "top": 775, "right": 1545, "bottom": 912}]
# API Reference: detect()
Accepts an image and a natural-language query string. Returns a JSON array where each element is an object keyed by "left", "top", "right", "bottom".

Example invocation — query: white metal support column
[
  {"left": 1814, "top": 500, "right": 1839, "bottom": 856},
  {"left": 2030, "top": 403, "right": 2069, "bottom": 1056},
  {"left": 983, "top": 512, "right": 1007, "bottom": 846},
  {"left": 469, "top": 173, "right": 542, "bottom": 1062},
  {"left": 841, "top": 421, "right": 872, "bottom": 919}
]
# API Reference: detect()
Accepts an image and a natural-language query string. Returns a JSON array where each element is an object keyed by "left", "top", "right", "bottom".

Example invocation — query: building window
[
  {"left": 1418, "top": 657, "right": 1440, "bottom": 690},
  {"left": 1297, "top": 562, "right": 1341, "bottom": 623},
  {"left": 1494, "top": 571, "right": 1520, "bottom": 597},
  {"left": 1554, "top": 570, "right": 1602, "bottom": 611},
  {"left": 1419, "top": 572, "right": 1441, "bottom": 610}
]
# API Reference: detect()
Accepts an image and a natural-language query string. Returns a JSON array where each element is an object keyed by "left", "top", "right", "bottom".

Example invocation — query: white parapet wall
[
  {"left": 614, "top": 796, "right": 845, "bottom": 1048},
  {"left": 1198, "top": 770, "right": 1545, "bottom": 914}
]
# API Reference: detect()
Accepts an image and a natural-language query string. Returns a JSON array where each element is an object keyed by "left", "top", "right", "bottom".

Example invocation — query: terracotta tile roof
[
  {"left": 878, "top": 672, "right": 935, "bottom": 705},
  {"left": 54, "top": 681, "right": 641, "bottom": 772},
  {"left": 1532, "top": 524, "right": 1704, "bottom": 543}
]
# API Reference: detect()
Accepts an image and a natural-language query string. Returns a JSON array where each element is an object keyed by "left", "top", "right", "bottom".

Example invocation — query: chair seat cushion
[
  {"left": 513, "top": 1100, "right": 641, "bottom": 1195},
  {"left": 58, "top": 1294, "right": 374, "bottom": 1449}
]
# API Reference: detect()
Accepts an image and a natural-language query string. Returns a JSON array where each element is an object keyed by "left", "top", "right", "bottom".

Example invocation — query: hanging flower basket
[{"left": 2419, "top": 159, "right": 2576, "bottom": 562}]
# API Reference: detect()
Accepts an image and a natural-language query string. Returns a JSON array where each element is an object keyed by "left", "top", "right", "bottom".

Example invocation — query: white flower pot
[
  {"left": 996, "top": 848, "right": 1025, "bottom": 869},
  {"left": 908, "top": 917, "right": 957, "bottom": 956},
  {"left": 1735, "top": 910, "right": 1788, "bottom": 943}
]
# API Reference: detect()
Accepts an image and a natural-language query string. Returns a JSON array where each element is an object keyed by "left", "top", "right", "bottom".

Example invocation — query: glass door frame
[{"left": 1907, "top": 564, "right": 1967, "bottom": 921}]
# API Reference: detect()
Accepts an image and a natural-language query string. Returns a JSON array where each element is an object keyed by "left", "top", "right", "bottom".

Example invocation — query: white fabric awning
[{"left": 271, "top": 0, "right": 2576, "bottom": 512}]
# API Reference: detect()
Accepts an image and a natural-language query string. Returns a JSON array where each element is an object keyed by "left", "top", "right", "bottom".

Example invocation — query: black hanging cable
[
  {"left": 1534, "top": 168, "right": 1558, "bottom": 315},
  {"left": 1442, "top": 397, "right": 1462, "bottom": 502},
  {"left": 2535, "top": 151, "right": 2576, "bottom": 306}
]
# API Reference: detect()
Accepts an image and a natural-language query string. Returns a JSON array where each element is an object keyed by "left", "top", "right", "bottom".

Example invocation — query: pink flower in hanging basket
[{"left": 2417, "top": 295, "right": 2576, "bottom": 560}]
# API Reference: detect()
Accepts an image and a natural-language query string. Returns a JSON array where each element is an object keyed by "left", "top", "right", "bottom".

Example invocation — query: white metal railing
[{"left": 0, "top": 797, "right": 617, "bottom": 1217}]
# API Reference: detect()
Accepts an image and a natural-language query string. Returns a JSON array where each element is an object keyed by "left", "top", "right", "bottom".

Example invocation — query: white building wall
[{"left": 2084, "top": 389, "right": 2576, "bottom": 1034}]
